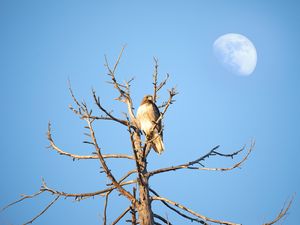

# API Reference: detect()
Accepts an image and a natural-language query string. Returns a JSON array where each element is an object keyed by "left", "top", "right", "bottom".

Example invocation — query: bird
[{"left": 136, "top": 95, "right": 164, "bottom": 154}]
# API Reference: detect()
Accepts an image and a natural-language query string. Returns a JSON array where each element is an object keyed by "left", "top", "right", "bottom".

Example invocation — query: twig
[
  {"left": 152, "top": 57, "right": 159, "bottom": 103},
  {"left": 23, "top": 195, "right": 60, "bottom": 225}
]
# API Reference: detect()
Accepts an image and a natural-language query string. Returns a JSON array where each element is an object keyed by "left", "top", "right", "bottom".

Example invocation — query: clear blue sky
[{"left": 0, "top": 1, "right": 299, "bottom": 224}]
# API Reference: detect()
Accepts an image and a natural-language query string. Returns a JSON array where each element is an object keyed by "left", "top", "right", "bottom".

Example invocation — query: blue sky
[{"left": 0, "top": 0, "right": 299, "bottom": 224}]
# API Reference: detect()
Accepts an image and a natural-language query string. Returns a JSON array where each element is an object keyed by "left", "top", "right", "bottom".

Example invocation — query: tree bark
[
  {"left": 133, "top": 131, "right": 154, "bottom": 225},
  {"left": 137, "top": 174, "right": 153, "bottom": 225}
]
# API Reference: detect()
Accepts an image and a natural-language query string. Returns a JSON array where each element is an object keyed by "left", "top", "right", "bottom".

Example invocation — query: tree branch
[
  {"left": 148, "top": 141, "right": 254, "bottom": 177},
  {"left": 102, "top": 190, "right": 112, "bottom": 225},
  {"left": 150, "top": 188, "right": 208, "bottom": 225},
  {"left": 152, "top": 196, "right": 240, "bottom": 225},
  {"left": 23, "top": 195, "right": 60, "bottom": 225},
  {"left": 47, "top": 122, "right": 134, "bottom": 160},
  {"left": 1, "top": 191, "right": 44, "bottom": 212},
  {"left": 92, "top": 89, "right": 129, "bottom": 126},
  {"left": 40, "top": 179, "right": 136, "bottom": 200},
  {"left": 263, "top": 194, "right": 295, "bottom": 225}
]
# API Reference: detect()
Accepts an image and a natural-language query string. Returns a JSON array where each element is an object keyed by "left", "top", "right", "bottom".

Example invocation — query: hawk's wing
[{"left": 147, "top": 102, "right": 162, "bottom": 139}]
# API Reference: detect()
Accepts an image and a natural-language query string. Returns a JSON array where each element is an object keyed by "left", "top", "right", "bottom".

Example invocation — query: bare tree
[{"left": 1, "top": 48, "right": 294, "bottom": 225}]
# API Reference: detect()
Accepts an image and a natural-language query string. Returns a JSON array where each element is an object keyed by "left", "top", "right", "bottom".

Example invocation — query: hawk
[{"left": 136, "top": 95, "right": 164, "bottom": 154}]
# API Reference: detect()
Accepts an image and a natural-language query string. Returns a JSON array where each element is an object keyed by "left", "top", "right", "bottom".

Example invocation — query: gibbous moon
[{"left": 213, "top": 33, "right": 257, "bottom": 76}]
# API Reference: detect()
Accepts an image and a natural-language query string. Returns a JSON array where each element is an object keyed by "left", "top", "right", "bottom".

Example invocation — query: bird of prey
[{"left": 136, "top": 95, "right": 164, "bottom": 154}]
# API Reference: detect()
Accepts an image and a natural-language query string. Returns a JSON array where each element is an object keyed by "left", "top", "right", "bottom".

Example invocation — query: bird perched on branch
[{"left": 136, "top": 95, "right": 164, "bottom": 154}]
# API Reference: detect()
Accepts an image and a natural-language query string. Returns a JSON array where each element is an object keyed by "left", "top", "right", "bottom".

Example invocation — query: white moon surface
[{"left": 213, "top": 33, "right": 257, "bottom": 76}]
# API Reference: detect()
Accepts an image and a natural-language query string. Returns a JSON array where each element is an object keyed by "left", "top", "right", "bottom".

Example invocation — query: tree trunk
[
  {"left": 133, "top": 131, "right": 154, "bottom": 225},
  {"left": 137, "top": 175, "right": 154, "bottom": 225}
]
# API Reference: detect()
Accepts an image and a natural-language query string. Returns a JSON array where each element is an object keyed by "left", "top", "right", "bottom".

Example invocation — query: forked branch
[
  {"left": 148, "top": 141, "right": 254, "bottom": 177},
  {"left": 104, "top": 46, "right": 136, "bottom": 124}
]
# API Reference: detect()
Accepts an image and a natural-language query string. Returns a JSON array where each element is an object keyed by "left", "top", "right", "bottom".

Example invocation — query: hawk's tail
[{"left": 152, "top": 134, "right": 164, "bottom": 154}]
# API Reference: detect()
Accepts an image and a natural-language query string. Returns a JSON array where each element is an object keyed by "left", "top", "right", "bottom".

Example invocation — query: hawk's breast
[{"left": 136, "top": 103, "right": 154, "bottom": 135}]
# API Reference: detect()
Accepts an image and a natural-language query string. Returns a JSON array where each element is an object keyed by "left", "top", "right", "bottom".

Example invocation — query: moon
[{"left": 213, "top": 33, "right": 257, "bottom": 76}]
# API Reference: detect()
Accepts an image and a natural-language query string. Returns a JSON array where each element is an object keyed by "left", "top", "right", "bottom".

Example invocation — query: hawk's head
[{"left": 141, "top": 95, "right": 154, "bottom": 105}]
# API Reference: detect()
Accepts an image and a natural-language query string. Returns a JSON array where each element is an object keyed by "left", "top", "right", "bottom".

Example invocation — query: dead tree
[{"left": 1, "top": 48, "right": 294, "bottom": 225}]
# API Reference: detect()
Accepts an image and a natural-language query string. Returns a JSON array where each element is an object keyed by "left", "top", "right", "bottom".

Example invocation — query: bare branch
[
  {"left": 47, "top": 122, "right": 134, "bottom": 160},
  {"left": 263, "top": 194, "right": 295, "bottom": 225},
  {"left": 92, "top": 89, "right": 129, "bottom": 126},
  {"left": 111, "top": 206, "right": 131, "bottom": 225},
  {"left": 150, "top": 188, "right": 207, "bottom": 225},
  {"left": 107, "top": 170, "right": 137, "bottom": 187},
  {"left": 68, "top": 79, "right": 82, "bottom": 110},
  {"left": 153, "top": 214, "right": 173, "bottom": 225},
  {"left": 152, "top": 57, "right": 159, "bottom": 103},
  {"left": 40, "top": 179, "right": 136, "bottom": 200},
  {"left": 156, "top": 73, "right": 170, "bottom": 94},
  {"left": 1, "top": 191, "right": 44, "bottom": 212},
  {"left": 102, "top": 191, "right": 112, "bottom": 225},
  {"left": 23, "top": 195, "right": 60, "bottom": 225},
  {"left": 148, "top": 141, "right": 254, "bottom": 177},
  {"left": 152, "top": 196, "right": 240, "bottom": 225}
]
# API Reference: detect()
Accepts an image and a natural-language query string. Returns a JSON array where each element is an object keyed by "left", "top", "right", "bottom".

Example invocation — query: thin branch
[
  {"left": 150, "top": 188, "right": 207, "bottom": 225},
  {"left": 1, "top": 191, "right": 44, "bottom": 212},
  {"left": 47, "top": 122, "right": 134, "bottom": 160},
  {"left": 148, "top": 141, "right": 254, "bottom": 177},
  {"left": 23, "top": 195, "right": 60, "bottom": 225},
  {"left": 107, "top": 170, "right": 137, "bottom": 187},
  {"left": 152, "top": 196, "right": 240, "bottom": 225},
  {"left": 153, "top": 57, "right": 159, "bottom": 103},
  {"left": 130, "top": 187, "right": 137, "bottom": 225},
  {"left": 263, "top": 194, "right": 295, "bottom": 225},
  {"left": 111, "top": 206, "right": 131, "bottom": 225},
  {"left": 156, "top": 73, "right": 170, "bottom": 94},
  {"left": 102, "top": 191, "right": 112, "bottom": 225},
  {"left": 68, "top": 79, "right": 82, "bottom": 109}
]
